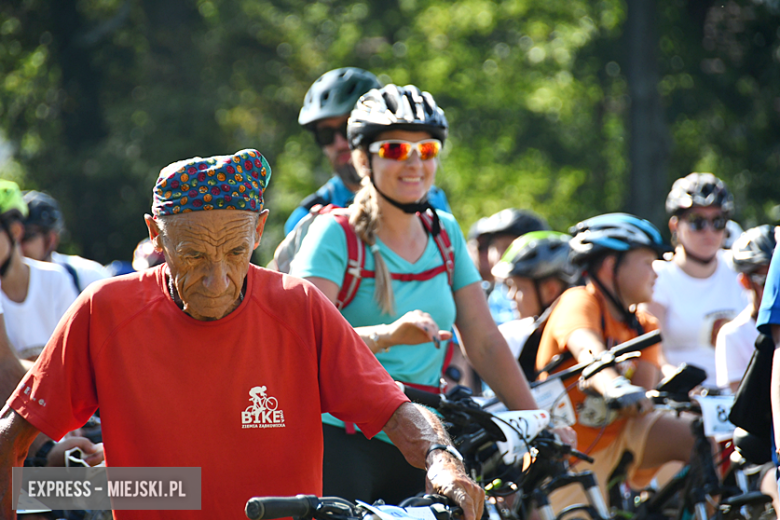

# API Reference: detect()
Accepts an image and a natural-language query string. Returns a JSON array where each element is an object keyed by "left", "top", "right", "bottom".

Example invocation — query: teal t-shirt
[{"left": 290, "top": 210, "right": 481, "bottom": 442}]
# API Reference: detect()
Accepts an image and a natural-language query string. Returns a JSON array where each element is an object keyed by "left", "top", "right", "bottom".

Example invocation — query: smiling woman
[{"left": 289, "top": 84, "right": 541, "bottom": 504}]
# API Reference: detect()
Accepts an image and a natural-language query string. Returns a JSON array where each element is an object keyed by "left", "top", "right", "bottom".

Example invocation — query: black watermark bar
[{"left": 12, "top": 467, "right": 201, "bottom": 511}]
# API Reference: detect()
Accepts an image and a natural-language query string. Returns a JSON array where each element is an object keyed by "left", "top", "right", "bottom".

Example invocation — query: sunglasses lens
[
  {"left": 688, "top": 216, "right": 706, "bottom": 231},
  {"left": 418, "top": 140, "right": 441, "bottom": 160},
  {"left": 378, "top": 142, "right": 412, "bottom": 161},
  {"left": 315, "top": 123, "right": 347, "bottom": 146},
  {"left": 686, "top": 214, "right": 726, "bottom": 231}
]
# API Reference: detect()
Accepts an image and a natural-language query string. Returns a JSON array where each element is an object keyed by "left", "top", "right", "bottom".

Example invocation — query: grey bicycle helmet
[
  {"left": 730, "top": 225, "right": 776, "bottom": 274},
  {"left": 298, "top": 68, "right": 381, "bottom": 129},
  {"left": 23, "top": 190, "right": 65, "bottom": 234},
  {"left": 569, "top": 213, "right": 671, "bottom": 266},
  {"left": 348, "top": 84, "right": 448, "bottom": 149},
  {"left": 492, "top": 231, "right": 579, "bottom": 284},
  {"left": 665, "top": 172, "right": 735, "bottom": 217}
]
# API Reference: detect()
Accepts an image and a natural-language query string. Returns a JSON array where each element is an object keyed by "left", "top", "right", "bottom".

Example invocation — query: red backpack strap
[
  {"left": 418, "top": 210, "right": 455, "bottom": 286},
  {"left": 331, "top": 212, "right": 365, "bottom": 310}
]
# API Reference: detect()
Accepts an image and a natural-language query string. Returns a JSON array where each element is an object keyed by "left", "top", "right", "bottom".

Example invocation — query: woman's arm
[
  {"left": 303, "top": 277, "right": 452, "bottom": 354},
  {"left": 453, "top": 282, "right": 537, "bottom": 410}
]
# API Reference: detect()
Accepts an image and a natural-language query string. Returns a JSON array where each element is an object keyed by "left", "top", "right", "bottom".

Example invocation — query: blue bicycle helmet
[{"left": 569, "top": 213, "right": 671, "bottom": 267}]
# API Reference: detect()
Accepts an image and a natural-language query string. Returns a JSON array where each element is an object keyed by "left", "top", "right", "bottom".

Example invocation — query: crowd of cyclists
[{"left": 1, "top": 65, "right": 779, "bottom": 520}]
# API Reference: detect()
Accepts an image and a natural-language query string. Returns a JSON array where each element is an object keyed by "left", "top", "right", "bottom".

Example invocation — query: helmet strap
[
  {"left": 532, "top": 279, "right": 550, "bottom": 316},
  {"left": 681, "top": 245, "right": 717, "bottom": 265},
  {"left": 368, "top": 167, "right": 441, "bottom": 235},
  {"left": 590, "top": 257, "right": 645, "bottom": 336}
]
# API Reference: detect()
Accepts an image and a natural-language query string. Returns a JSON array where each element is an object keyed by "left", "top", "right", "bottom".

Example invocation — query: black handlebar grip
[
  {"left": 400, "top": 384, "right": 443, "bottom": 409},
  {"left": 612, "top": 330, "right": 662, "bottom": 357},
  {"left": 245, "top": 495, "right": 318, "bottom": 520}
]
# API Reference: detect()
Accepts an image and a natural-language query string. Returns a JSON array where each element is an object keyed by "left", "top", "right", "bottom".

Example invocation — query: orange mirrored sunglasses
[{"left": 368, "top": 139, "right": 442, "bottom": 161}]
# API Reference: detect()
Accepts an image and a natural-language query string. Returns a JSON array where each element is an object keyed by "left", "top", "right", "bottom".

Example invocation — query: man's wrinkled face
[{"left": 145, "top": 210, "right": 268, "bottom": 321}]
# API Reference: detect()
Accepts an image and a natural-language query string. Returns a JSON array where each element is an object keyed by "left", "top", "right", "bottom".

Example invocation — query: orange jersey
[{"left": 536, "top": 283, "right": 660, "bottom": 454}]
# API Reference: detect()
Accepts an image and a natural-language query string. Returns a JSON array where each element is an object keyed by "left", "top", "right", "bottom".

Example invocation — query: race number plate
[
  {"left": 531, "top": 378, "right": 576, "bottom": 427},
  {"left": 693, "top": 394, "right": 736, "bottom": 439}
]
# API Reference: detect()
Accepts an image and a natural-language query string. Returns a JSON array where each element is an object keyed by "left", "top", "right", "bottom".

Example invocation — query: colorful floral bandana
[{"left": 151, "top": 149, "right": 271, "bottom": 216}]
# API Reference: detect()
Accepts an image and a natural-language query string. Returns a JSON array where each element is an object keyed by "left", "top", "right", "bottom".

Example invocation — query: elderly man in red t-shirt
[{"left": 0, "top": 149, "right": 483, "bottom": 520}]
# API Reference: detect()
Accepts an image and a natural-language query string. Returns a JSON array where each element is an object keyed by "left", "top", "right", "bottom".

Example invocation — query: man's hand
[
  {"left": 47, "top": 437, "right": 104, "bottom": 467},
  {"left": 425, "top": 451, "right": 484, "bottom": 520}
]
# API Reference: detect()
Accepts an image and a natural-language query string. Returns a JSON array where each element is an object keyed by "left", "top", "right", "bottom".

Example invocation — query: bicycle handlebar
[
  {"left": 531, "top": 329, "right": 662, "bottom": 387},
  {"left": 245, "top": 494, "right": 319, "bottom": 520},
  {"left": 401, "top": 385, "right": 444, "bottom": 409}
]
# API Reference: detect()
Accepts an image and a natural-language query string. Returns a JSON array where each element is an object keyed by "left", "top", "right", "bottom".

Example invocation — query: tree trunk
[{"left": 626, "top": 0, "right": 669, "bottom": 228}]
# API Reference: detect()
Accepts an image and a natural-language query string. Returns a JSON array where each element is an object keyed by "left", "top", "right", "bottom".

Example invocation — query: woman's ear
[
  {"left": 351, "top": 149, "right": 370, "bottom": 178},
  {"left": 737, "top": 272, "right": 751, "bottom": 290},
  {"left": 669, "top": 216, "right": 679, "bottom": 234}
]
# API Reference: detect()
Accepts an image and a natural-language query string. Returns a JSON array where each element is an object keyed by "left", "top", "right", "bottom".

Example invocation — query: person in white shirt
[
  {"left": 643, "top": 173, "right": 749, "bottom": 386},
  {"left": 0, "top": 181, "right": 77, "bottom": 361},
  {"left": 715, "top": 225, "right": 776, "bottom": 391},
  {"left": 20, "top": 190, "right": 110, "bottom": 293},
  {"left": 490, "top": 231, "right": 579, "bottom": 379}
]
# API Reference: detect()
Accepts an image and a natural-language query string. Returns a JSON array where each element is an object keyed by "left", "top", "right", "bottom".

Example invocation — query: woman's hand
[{"left": 387, "top": 310, "right": 453, "bottom": 347}]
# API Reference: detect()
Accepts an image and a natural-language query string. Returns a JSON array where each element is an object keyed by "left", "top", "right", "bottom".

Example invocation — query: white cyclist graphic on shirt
[
  {"left": 241, "top": 385, "right": 285, "bottom": 428},
  {"left": 245, "top": 386, "right": 278, "bottom": 414}
]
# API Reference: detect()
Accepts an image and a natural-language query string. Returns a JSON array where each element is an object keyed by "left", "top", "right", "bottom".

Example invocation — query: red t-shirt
[{"left": 9, "top": 265, "right": 408, "bottom": 519}]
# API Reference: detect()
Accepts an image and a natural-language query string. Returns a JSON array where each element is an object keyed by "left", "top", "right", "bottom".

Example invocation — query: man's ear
[
  {"left": 254, "top": 210, "right": 270, "bottom": 249},
  {"left": 144, "top": 214, "right": 164, "bottom": 251}
]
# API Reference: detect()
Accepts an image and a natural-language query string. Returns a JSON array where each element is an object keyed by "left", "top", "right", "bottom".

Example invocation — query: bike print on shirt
[{"left": 241, "top": 385, "right": 286, "bottom": 429}]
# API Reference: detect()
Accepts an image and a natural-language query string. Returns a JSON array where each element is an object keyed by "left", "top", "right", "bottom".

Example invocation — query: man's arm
[
  {"left": 0, "top": 406, "right": 42, "bottom": 516},
  {"left": 0, "top": 315, "right": 26, "bottom": 402},
  {"left": 383, "top": 402, "right": 484, "bottom": 520},
  {"left": 770, "top": 325, "right": 780, "bottom": 460}
]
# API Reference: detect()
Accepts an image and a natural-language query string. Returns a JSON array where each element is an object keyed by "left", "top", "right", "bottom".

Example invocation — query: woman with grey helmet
[
  {"left": 285, "top": 68, "right": 450, "bottom": 235},
  {"left": 535, "top": 213, "right": 696, "bottom": 511},
  {"left": 643, "top": 173, "right": 749, "bottom": 387},
  {"left": 290, "top": 84, "right": 545, "bottom": 503},
  {"left": 715, "top": 225, "right": 777, "bottom": 391}
]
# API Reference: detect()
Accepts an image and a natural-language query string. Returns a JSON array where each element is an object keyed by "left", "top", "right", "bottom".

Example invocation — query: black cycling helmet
[
  {"left": 22, "top": 190, "right": 65, "bottom": 234},
  {"left": 492, "top": 231, "right": 579, "bottom": 284},
  {"left": 348, "top": 84, "right": 448, "bottom": 149},
  {"left": 730, "top": 225, "right": 776, "bottom": 274},
  {"left": 665, "top": 172, "right": 735, "bottom": 218},
  {"left": 298, "top": 68, "right": 381, "bottom": 129},
  {"left": 481, "top": 209, "right": 550, "bottom": 239},
  {"left": 569, "top": 213, "right": 671, "bottom": 267}
]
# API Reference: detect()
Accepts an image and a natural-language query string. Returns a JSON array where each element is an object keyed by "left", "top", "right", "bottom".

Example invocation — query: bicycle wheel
[{"left": 264, "top": 397, "right": 278, "bottom": 411}]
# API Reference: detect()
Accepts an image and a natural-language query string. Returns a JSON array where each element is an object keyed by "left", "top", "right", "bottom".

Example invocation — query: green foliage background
[{"left": 1, "top": 0, "right": 778, "bottom": 264}]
